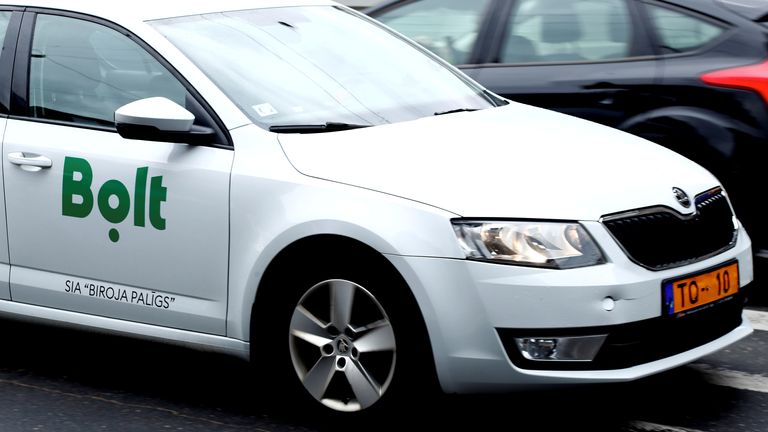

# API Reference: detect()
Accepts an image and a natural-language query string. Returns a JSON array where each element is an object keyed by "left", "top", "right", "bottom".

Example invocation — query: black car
[{"left": 368, "top": 0, "right": 768, "bottom": 262}]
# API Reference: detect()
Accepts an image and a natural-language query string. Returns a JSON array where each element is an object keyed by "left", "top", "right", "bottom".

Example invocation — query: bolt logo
[{"left": 62, "top": 157, "right": 167, "bottom": 243}]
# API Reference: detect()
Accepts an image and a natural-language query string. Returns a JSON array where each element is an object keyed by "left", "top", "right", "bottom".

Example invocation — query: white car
[{"left": 0, "top": 0, "right": 753, "bottom": 415}]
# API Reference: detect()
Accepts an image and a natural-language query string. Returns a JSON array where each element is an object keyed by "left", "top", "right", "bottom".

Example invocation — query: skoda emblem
[
  {"left": 337, "top": 338, "right": 350, "bottom": 354},
  {"left": 673, "top": 187, "right": 691, "bottom": 208}
]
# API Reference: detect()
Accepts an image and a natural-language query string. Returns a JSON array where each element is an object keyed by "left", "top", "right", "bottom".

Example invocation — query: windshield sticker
[
  {"left": 253, "top": 103, "right": 278, "bottom": 117},
  {"left": 62, "top": 157, "right": 167, "bottom": 243},
  {"left": 65, "top": 279, "right": 176, "bottom": 309}
]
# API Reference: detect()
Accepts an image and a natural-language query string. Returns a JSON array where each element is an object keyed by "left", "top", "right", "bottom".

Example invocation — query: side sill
[{"left": 0, "top": 299, "right": 250, "bottom": 360}]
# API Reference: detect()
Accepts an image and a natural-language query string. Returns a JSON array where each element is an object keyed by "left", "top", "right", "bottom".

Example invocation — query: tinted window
[
  {"left": 501, "top": 0, "right": 632, "bottom": 64},
  {"left": 374, "top": 0, "right": 492, "bottom": 64},
  {"left": 0, "top": 12, "right": 10, "bottom": 49},
  {"left": 29, "top": 15, "right": 189, "bottom": 127},
  {"left": 0, "top": 11, "right": 12, "bottom": 113},
  {"left": 647, "top": 4, "right": 724, "bottom": 53}
]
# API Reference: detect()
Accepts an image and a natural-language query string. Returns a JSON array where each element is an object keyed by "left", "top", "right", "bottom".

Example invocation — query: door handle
[{"left": 7, "top": 152, "right": 53, "bottom": 171}]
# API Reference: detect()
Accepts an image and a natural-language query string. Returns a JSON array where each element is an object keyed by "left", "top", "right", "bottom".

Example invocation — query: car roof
[{"left": 2, "top": 0, "right": 338, "bottom": 22}]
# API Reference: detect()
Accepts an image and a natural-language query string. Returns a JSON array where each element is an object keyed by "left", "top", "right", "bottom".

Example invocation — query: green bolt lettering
[
  {"left": 134, "top": 167, "right": 148, "bottom": 227},
  {"left": 62, "top": 157, "right": 167, "bottom": 240},
  {"left": 62, "top": 157, "right": 94, "bottom": 218},
  {"left": 98, "top": 180, "right": 131, "bottom": 224},
  {"left": 149, "top": 175, "right": 167, "bottom": 231}
]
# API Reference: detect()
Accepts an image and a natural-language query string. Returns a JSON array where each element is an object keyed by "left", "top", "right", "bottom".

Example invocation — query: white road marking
[
  {"left": 746, "top": 309, "right": 768, "bottom": 332},
  {"left": 690, "top": 363, "right": 768, "bottom": 394},
  {"left": 627, "top": 420, "right": 705, "bottom": 432}
]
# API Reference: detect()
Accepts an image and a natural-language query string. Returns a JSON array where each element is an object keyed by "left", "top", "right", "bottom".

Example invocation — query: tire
[{"left": 254, "top": 252, "right": 434, "bottom": 418}]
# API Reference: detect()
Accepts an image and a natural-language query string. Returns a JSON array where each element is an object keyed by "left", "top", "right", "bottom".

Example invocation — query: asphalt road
[{"left": 0, "top": 308, "right": 765, "bottom": 431}]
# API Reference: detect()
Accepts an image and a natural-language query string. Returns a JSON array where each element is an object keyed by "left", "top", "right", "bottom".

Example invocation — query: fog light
[{"left": 515, "top": 335, "right": 606, "bottom": 361}]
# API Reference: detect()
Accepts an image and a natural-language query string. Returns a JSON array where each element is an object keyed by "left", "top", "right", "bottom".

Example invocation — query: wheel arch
[
  {"left": 244, "top": 232, "right": 434, "bottom": 353},
  {"left": 618, "top": 106, "right": 761, "bottom": 161}
]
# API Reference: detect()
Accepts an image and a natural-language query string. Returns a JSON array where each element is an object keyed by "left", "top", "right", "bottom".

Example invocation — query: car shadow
[{"left": 0, "top": 318, "right": 750, "bottom": 432}]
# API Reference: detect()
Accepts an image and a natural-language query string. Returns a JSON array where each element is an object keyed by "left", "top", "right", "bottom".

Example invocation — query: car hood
[{"left": 277, "top": 103, "right": 719, "bottom": 220}]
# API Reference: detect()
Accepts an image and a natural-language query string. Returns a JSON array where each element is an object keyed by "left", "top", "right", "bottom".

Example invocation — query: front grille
[
  {"left": 602, "top": 188, "right": 737, "bottom": 270},
  {"left": 497, "top": 291, "right": 746, "bottom": 371}
]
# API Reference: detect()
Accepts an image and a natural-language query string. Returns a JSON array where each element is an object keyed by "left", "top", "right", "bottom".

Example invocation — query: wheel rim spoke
[
  {"left": 289, "top": 279, "right": 396, "bottom": 412},
  {"left": 354, "top": 322, "right": 395, "bottom": 353},
  {"left": 302, "top": 356, "right": 336, "bottom": 400},
  {"left": 330, "top": 280, "right": 355, "bottom": 330},
  {"left": 290, "top": 305, "right": 332, "bottom": 347},
  {"left": 345, "top": 359, "right": 381, "bottom": 409}
]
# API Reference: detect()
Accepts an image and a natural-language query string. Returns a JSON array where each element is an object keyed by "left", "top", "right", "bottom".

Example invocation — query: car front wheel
[{"left": 288, "top": 278, "right": 397, "bottom": 412}]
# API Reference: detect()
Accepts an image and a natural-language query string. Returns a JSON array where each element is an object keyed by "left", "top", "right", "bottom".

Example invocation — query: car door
[
  {"left": 472, "top": 0, "right": 663, "bottom": 129},
  {"left": 0, "top": 9, "right": 19, "bottom": 301},
  {"left": 3, "top": 11, "right": 232, "bottom": 335}
]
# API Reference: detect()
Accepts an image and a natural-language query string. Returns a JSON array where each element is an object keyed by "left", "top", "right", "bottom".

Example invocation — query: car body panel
[
  {"left": 226, "top": 124, "right": 463, "bottom": 340},
  {"left": 279, "top": 102, "right": 717, "bottom": 220},
  {"left": 387, "top": 225, "right": 752, "bottom": 392},
  {"left": 3, "top": 119, "right": 233, "bottom": 334},
  {"left": 368, "top": 0, "right": 768, "bottom": 254},
  {"left": 0, "top": 1, "right": 753, "bottom": 404}
]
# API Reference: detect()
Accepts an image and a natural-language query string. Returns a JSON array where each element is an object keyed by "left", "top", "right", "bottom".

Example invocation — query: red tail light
[{"left": 701, "top": 60, "right": 768, "bottom": 103}]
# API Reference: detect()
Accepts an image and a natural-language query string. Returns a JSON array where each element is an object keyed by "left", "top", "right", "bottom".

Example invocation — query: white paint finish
[
  {"left": 690, "top": 363, "right": 768, "bottom": 394},
  {"left": 386, "top": 233, "right": 752, "bottom": 392},
  {"left": 0, "top": 117, "right": 9, "bottom": 300},
  {"left": 0, "top": 264, "right": 9, "bottom": 302},
  {"left": 11, "top": 267, "right": 223, "bottom": 334},
  {"left": 279, "top": 103, "right": 720, "bottom": 220},
  {"left": 225, "top": 125, "right": 462, "bottom": 340},
  {"left": 0, "top": 1, "right": 755, "bottom": 397},
  {"left": 0, "top": 299, "right": 249, "bottom": 359},
  {"left": 115, "top": 97, "right": 194, "bottom": 132},
  {"left": 424, "top": 314, "right": 752, "bottom": 393},
  {"left": 746, "top": 309, "right": 768, "bottom": 332},
  {"left": 4, "top": 120, "right": 232, "bottom": 335},
  {"left": 628, "top": 421, "right": 706, "bottom": 432}
]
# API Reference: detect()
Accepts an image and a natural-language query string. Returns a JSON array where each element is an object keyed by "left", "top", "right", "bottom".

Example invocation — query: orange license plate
[{"left": 663, "top": 262, "right": 739, "bottom": 316}]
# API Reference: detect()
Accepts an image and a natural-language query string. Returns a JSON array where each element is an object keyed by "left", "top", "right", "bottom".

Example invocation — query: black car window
[
  {"left": 0, "top": 12, "right": 10, "bottom": 47},
  {"left": 28, "top": 14, "right": 190, "bottom": 128},
  {"left": 501, "top": 0, "right": 631, "bottom": 64},
  {"left": 646, "top": 4, "right": 724, "bottom": 54},
  {"left": 374, "top": 0, "right": 492, "bottom": 64}
]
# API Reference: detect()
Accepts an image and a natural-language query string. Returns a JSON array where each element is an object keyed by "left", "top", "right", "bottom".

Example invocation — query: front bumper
[{"left": 386, "top": 221, "right": 754, "bottom": 393}]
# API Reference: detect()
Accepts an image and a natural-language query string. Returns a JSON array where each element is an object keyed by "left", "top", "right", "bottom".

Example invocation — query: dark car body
[{"left": 368, "top": 0, "right": 768, "bottom": 260}]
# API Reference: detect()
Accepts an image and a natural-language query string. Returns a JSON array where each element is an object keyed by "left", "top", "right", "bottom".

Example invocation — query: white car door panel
[{"left": 4, "top": 120, "right": 232, "bottom": 334}]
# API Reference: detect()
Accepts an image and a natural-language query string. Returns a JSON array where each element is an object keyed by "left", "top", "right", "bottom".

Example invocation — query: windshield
[{"left": 150, "top": 6, "right": 499, "bottom": 130}]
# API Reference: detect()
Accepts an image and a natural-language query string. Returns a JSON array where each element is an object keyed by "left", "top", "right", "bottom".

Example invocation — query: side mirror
[{"left": 115, "top": 97, "right": 216, "bottom": 145}]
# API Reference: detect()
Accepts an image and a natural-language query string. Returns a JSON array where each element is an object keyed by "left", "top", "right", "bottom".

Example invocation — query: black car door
[{"left": 472, "top": 0, "right": 662, "bottom": 129}]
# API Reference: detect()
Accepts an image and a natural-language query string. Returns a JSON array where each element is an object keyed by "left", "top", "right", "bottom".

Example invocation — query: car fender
[
  {"left": 618, "top": 106, "right": 762, "bottom": 160},
  {"left": 226, "top": 125, "right": 462, "bottom": 342}
]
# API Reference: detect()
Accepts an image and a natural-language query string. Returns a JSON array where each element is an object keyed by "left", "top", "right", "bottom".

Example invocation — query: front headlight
[{"left": 452, "top": 220, "right": 605, "bottom": 269}]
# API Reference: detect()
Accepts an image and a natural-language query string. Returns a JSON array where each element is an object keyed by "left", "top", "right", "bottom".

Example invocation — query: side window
[
  {"left": 0, "top": 11, "right": 13, "bottom": 113},
  {"left": 646, "top": 4, "right": 724, "bottom": 54},
  {"left": 374, "top": 0, "right": 492, "bottom": 64},
  {"left": 501, "top": 0, "right": 632, "bottom": 64},
  {"left": 0, "top": 12, "right": 11, "bottom": 50},
  {"left": 29, "top": 14, "right": 190, "bottom": 127}
]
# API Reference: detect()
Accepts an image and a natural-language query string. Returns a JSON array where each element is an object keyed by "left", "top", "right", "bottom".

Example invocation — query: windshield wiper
[
  {"left": 434, "top": 108, "right": 479, "bottom": 116},
  {"left": 269, "top": 122, "right": 372, "bottom": 134}
]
